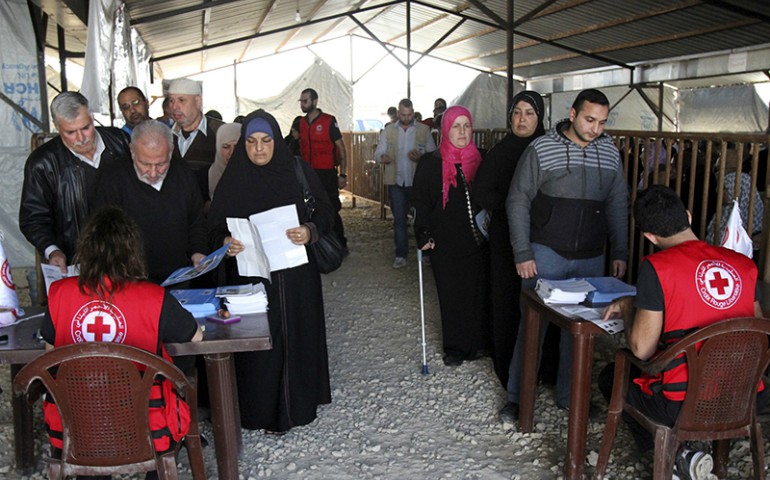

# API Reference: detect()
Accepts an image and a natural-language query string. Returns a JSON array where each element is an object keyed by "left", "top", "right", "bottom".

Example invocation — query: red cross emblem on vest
[
  {"left": 71, "top": 300, "right": 128, "bottom": 343},
  {"left": 695, "top": 259, "right": 742, "bottom": 310}
]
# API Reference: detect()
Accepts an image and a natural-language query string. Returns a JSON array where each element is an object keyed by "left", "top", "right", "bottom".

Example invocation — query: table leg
[
  {"left": 518, "top": 305, "right": 541, "bottom": 433},
  {"left": 11, "top": 364, "right": 35, "bottom": 474},
  {"left": 204, "top": 352, "right": 242, "bottom": 480},
  {"left": 564, "top": 333, "right": 595, "bottom": 480}
]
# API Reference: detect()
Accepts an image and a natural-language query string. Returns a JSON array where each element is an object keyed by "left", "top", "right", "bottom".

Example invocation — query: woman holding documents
[
  {"left": 208, "top": 109, "right": 333, "bottom": 433},
  {"left": 474, "top": 91, "right": 545, "bottom": 387},
  {"left": 412, "top": 105, "right": 490, "bottom": 367}
]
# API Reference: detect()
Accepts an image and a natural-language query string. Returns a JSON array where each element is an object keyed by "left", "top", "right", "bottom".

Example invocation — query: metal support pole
[{"left": 57, "top": 25, "right": 67, "bottom": 92}]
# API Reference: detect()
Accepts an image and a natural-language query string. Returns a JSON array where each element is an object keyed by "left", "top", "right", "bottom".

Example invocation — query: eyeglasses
[{"left": 119, "top": 98, "right": 144, "bottom": 111}]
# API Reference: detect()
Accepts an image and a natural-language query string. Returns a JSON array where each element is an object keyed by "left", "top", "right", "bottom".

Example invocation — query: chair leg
[
  {"left": 750, "top": 421, "right": 766, "bottom": 480},
  {"left": 157, "top": 452, "right": 179, "bottom": 480},
  {"left": 48, "top": 459, "right": 62, "bottom": 480},
  {"left": 594, "top": 409, "right": 622, "bottom": 479},
  {"left": 184, "top": 372, "right": 207, "bottom": 480},
  {"left": 713, "top": 439, "right": 730, "bottom": 479},
  {"left": 652, "top": 428, "right": 677, "bottom": 480}
]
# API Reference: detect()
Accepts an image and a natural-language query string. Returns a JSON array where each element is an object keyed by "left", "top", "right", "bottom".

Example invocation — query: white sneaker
[
  {"left": 675, "top": 447, "right": 714, "bottom": 480},
  {"left": 392, "top": 257, "right": 406, "bottom": 269}
]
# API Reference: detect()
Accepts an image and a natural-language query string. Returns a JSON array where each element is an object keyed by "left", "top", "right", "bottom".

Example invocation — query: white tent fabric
[
  {"left": 238, "top": 59, "right": 353, "bottom": 136},
  {"left": 0, "top": 0, "right": 42, "bottom": 268},
  {"left": 81, "top": 0, "right": 119, "bottom": 114},
  {"left": 451, "top": 74, "right": 508, "bottom": 130},
  {"left": 679, "top": 84, "right": 768, "bottom": 133}
]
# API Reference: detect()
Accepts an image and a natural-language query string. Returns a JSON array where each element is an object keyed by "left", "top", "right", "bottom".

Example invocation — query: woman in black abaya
[
  {"left": 208, "top": 110, "right": 333, "bottom": 433},
  {"left": 473, "top": 91, "right": 546, "bottom": 387}
]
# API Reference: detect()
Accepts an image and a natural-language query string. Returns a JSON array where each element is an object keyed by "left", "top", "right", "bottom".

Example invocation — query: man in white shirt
[{"left": 374, "top": 98, "right": 436, "bottom": 268}]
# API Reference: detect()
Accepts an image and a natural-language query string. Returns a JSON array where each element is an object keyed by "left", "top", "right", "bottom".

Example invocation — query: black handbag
[{"left": 292, "top": 157, "right": 344, "bottom": 274}]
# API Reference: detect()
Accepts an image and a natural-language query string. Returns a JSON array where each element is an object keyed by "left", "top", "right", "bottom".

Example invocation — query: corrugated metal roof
[{"left": 36, "top": 0, "right": 770, "bottom": 83}]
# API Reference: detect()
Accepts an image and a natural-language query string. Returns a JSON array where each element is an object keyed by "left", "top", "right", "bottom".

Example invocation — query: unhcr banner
[{"left": 0, "top": 0, "right": 42, "bottom": 267}]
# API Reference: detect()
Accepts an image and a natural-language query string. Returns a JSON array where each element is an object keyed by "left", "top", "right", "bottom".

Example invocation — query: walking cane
[{"left": 417, "top": 248, "right": 429, "bottom": 375}]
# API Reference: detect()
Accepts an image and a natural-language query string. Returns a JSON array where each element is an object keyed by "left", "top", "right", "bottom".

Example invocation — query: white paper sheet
[
  {"left": 551, "top": 304, "right": 625, "bottom": 335},
  {"left": 40, "top": 264, "right": 80, "bottom": 295},
  {"left": 248, "top": 204, "right": 308, "bottom": 271},
  {"left": 227, "top": 218, "right": 271, "bottom": 280}
]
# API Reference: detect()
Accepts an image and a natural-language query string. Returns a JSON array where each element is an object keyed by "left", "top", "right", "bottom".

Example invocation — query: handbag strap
[{"left": 292, "top": 156, "right": 316, "bottom": 217}]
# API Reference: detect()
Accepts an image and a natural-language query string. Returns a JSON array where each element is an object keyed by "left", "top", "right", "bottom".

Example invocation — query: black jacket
[{"left": 19, "top": 127, "right": 130, "bottom": 260}]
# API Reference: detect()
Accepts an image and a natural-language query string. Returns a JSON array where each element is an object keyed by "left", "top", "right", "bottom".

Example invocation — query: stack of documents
[
  {"left": 584, "top": 277, "right": 636, "bottom": 305},
  {"left": 535, "top": 278, "right": 596, "bottom": 304},
  {"left": 170, "top": 288, "right": 217, "bottom": 318},
  {"left": 217, "top": 284, "right": 268, "bottom": 315}
]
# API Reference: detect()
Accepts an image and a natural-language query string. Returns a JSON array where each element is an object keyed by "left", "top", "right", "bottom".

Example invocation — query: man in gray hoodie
[{"left": 501, "top": 88, "right": 629, "bottom": 421}]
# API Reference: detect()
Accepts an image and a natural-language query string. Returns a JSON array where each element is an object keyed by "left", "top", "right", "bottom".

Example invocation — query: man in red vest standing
[{"left": 298, "top": 88, "right": 348, "bottom": 253}]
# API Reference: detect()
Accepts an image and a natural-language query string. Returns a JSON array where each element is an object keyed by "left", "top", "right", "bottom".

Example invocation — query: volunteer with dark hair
[
  {"left": 208, "top": 109, "right": 334, "bottom": 434},
  {"left": 503, "top": 88, "right": 629, "bottom": 420},
  {"left": 40, "top": 206, "right": 202, "bottom": 461},
  {"left": 600, "top": 185, "right": 765, "bottom": 477},
  {"left": 474, "top": 91, "right": 545, "bottom": 387},
  {"left": 412, "top": 105, "right": 490, "bottom": 367}
]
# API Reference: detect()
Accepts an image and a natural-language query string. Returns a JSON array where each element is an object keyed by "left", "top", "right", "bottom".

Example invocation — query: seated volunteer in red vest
[
  {"left": 598, "top": 185, "right": 767, "bottom": 474},
  {"left": 40, "top": 206, "right": 203, "bottom": 459}
]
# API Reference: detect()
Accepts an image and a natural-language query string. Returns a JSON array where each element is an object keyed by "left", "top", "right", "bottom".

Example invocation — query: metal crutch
[{"left": 417, "top": 248, "right": 429, "bottom": 375}]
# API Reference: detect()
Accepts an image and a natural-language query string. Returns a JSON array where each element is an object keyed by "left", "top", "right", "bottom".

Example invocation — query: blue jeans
[
  {"left": 506, "top": 243, "right": 604, "bottom": 408},
  {"left": 389, "top": 184, "right": 412, "bottom": 258}
]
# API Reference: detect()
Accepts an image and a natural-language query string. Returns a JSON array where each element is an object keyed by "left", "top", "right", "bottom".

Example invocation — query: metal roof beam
[
  {"left": 513, "top": 0, "right": 561, "bottom": 28},
  {"left": 699, "top": 0, "right": 770, "bottom": 24},
  {"left": 130, "top": 0, "right": 244, "bottom": 26},
  {"left": 513, "top": 30, "right": 634, "bottom": 71},
  {"left": 464, "top": 0, "right": 506, "bottom": 28},
  {"left": 411, "top": 18, "right": 466, "bottom": 66}
]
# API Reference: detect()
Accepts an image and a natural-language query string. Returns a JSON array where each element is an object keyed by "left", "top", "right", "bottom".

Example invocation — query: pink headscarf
[{"left": 440, "top": 105, "right": 482, "bottom": 208}]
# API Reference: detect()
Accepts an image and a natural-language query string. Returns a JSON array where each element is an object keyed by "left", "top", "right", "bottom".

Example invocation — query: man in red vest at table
[
  {"left": 601, "top": 184, "right": 766, "bottom": 480},
  {"left": 298, "top": 87, "right": 348, "bottom": 254}
]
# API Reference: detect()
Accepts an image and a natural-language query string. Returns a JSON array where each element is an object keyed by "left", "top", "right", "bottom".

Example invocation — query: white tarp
[
  {"left": 679, "top": 84, "right": 768, "bottom": 133},
  {"left": 238, "top": 59, "right": 353, "bottom": 136},
  {"left": 0, "top": 0, "right": 42, "bottom": 268},
  {"left": 452, "top": 74, "right": 508, "bottom": 130},
  {"left": 81, "top": 0, "right": 119, "bottom": 114}
]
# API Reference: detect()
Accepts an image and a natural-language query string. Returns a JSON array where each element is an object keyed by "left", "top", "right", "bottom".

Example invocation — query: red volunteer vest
[
  {"left": 634, "top": 240, "right": 759, "bottom": 401},
  {"left": 43, "top": 277, "right": 189, "bottom": 452},
  {"left": 299, "top": 112, "right": 336, "bottom": 169}
]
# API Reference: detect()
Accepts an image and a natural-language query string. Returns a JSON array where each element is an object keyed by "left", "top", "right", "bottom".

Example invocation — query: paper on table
[
  {"left": 248, "top": 204, "right": 308, "bottom": 271},
  {"left": 551, "top": 304, "right": 625, "bottom": 335},
  {"left": 40, "top": 264, "right": 79, "bottom": 295},
  {"left": 227, "top": 218, "right": 271, "bottom": 280}
]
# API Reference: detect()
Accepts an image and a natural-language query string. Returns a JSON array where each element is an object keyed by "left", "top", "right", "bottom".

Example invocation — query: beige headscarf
[{"left": 208, "top": 123, "right": 241, "bottom": 199}]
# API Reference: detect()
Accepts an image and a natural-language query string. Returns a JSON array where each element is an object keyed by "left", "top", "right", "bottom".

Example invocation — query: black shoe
[
  {"left": 499, "top": 401, "right": 519, "bottom": 423},
  {"left": 557, "top": 401, "right": 602, "bottom": 419},
  {"left": 442, "top": 355, "right": 463, "bottom": 366}
]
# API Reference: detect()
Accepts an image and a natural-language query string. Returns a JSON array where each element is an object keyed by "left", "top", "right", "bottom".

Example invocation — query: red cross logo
[
  {"left": 86, "top": 315, "right": 112, "bottom": 341},
  {"left": 71, "top": 301, "right": 127, "bottom": 343},
  {"left": 708, "top": 271, "right": 730, "bottom": 296}
]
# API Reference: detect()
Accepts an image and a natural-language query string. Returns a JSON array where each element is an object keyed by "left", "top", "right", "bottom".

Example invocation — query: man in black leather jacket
[{"left": 19, "top": 91, "right": 130, "bottom": 272}]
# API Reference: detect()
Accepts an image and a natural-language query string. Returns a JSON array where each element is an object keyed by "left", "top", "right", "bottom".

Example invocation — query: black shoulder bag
[{"left": 292, "top": 157, "right": 345, "bottom": 274}]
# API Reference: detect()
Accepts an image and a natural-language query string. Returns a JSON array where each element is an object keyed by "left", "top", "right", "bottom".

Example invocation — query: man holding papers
[
  {"left": 94, "top": 120, "right": 208, "bottom": 284},
  {"left": 600, "top": 185, "right": 764, "bottom": 475}
]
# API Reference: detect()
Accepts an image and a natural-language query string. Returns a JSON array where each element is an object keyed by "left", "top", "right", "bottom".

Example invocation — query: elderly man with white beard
[
  {"left": 94, "top": 119, "right": 208, "bottom": 284},
  {"left": 19, "top": 91, "right": 131, "bottom": 273}
]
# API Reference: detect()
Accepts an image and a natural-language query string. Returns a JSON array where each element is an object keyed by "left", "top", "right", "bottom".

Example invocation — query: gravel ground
[{"left": 1, "top": 194, "right": 768, "bottom": 479}]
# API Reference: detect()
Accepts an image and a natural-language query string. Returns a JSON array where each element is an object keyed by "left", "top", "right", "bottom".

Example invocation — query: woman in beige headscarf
[{"left": 208, "top": 122, "right": 241, "bottom": 199}]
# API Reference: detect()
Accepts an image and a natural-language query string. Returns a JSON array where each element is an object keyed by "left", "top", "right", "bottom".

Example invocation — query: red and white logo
[
  {"left": 695, "top": 260, "right": 742, "bottom": 310},
  {"left": 70, "top": 301, "right": 127, "bottom": 343},
  {"left": 1, "top": 260, "right": 14, "bottom": 290},
  {"left": 315, "top": 124, "right": 323, "bottom": 132}
]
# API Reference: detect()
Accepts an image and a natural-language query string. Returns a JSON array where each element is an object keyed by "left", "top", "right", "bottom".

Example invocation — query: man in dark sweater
[
  {"left": 19, "top": 91, "right": 130, "bottom": 272},
  {"left": 94, "top": 120, "right": 208, "bottom": 284}
]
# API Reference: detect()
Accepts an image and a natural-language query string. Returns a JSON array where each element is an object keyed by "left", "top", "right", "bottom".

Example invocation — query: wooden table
[
  {"left": 518, "top": 289, "right": 609, "bottom": 480},
  {"left": 0, "top": 309, "right": 271, "bottom": 480}
]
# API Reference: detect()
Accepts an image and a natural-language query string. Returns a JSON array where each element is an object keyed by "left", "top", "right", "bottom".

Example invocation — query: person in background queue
[
  {"left": 19, "top": 91, "right": 130, "bottom": 273},
  {"left": 117, "top": 86, "right": 150, "bottom": 135},
  {"left": 474, "top": 91, "right": 546, "bottom": 387}
]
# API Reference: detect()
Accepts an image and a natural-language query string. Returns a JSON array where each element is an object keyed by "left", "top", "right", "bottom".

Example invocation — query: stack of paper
[
  {"left": 217, "top": 283, "right": 268, "bottom": 314},
  {"left": 170, "top": 288, "right": 218, "bottom": 318},
  {"left": 584, "top": 277, "right": 637, "bottom": 305},
  {"left": 535, "top": 278, "right": 596, "bottom": 304}
]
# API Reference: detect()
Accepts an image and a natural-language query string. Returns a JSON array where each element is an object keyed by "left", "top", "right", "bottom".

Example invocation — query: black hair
[
  {"left": 633, "top": 185, "right": 690, "bottom": 237},
  {"left": 571, "top": 89, "right": 610, "bottom": 113},
  {"left": 117, "top": 86, "right": 147, "bottom": 102},
  {"left": 302, "top": 88, "right": 318, "bottom": 101}
]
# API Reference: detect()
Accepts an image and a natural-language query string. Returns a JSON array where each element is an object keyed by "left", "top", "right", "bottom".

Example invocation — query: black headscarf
[
  {"left": 208, "top": 109, "right": 304, "bottom": 247},
  {"left": 509, "top": 90, "right": 546, "bottom": 160}
]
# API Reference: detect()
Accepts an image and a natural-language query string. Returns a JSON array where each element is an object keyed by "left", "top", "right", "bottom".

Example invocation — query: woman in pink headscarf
[{"left": 412, "top": 105, "right": 490, "bottom": 367}]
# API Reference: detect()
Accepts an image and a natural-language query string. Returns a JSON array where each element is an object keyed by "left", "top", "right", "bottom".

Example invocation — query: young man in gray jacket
[{"left": 501, "top": 88, "right": 629, "bottom": 421}]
